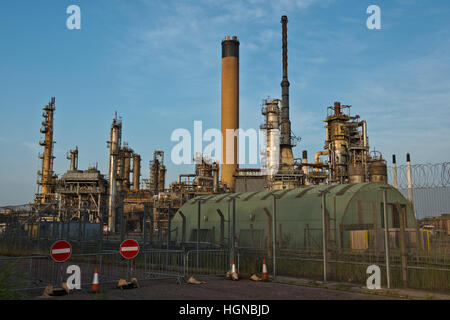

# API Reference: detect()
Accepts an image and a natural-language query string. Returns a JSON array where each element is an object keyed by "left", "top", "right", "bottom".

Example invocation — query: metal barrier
[
  {"left": 186, "top": 249, "right": 236, "bottom": 277},
  {"left": 0, "top": 253, "right": 118, "bottom": 291},
  {"left": 0, "top": 248, "right": 239, "bottom": 292},
  {"left": 140, "top": 249, "right": 185, "bottom": 284},
  {"left": 0, "top": 251, "right": 184, "bottom": 291}
]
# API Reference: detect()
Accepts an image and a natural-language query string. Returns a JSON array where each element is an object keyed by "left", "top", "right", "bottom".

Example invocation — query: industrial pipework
[{"left": 221, "top": 35, "right": 240, "bottom": 191}]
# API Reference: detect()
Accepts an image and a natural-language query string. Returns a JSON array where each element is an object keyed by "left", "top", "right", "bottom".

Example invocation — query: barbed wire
[{"left": 387, "top": 162, "right": 450, "bottom": 189}]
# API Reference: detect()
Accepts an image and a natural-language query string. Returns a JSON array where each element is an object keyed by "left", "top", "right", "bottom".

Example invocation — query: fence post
[
  {"left": 167, "top": 202, "right": 171, "bottom": 250},
  {"left": 143, "top": 204, "right": 147, "bottom": 251},
  {"left": 321, "top": 191, "right": 328, "bottom": 283},
  {"left": 197, "top": 200, "right": 201, "bottom": 268},
  {"left": 228, "top": 195, "right": 240, "bottom": 271},
  {"left": 397, "top": 203, "right": 408, "bottom": 287},
  {"left": 382, "top": 187, "right": 391, "bottom": 289},
  {"left": 271, "top": 194, "right": 278, "bottom": 280}
]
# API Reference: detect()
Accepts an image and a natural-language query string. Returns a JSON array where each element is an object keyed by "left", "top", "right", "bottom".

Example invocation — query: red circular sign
[
  {"left": 50, "top": 240, "right": 72, "bottom": 262},
  {"left": 120, "top": 239, "right": 140, "bottom": 259}
]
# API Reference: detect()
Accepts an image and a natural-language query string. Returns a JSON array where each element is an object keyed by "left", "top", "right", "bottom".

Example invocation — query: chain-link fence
[{"left": 1, "top": 183, "right": 450, "bottom": 293}]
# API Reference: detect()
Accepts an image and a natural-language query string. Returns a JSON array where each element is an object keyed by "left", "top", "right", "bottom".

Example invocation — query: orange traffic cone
[
  {"left": 90, "top": 266, "right": 100, "bottom": 293},
  {"left": 231, "top": 260, "right": 239, "bottom": 281},
  {"left": 262, "top": 258, "right": 269, "bottom": 281}
]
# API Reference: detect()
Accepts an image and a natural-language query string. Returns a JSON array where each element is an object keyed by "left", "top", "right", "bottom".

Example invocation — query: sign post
[
  {"left": 120, "top": 239, "right": 140, "bottom": 281},
  {"left": 50, "top": 240, "right": 72, "bottom": 286}
]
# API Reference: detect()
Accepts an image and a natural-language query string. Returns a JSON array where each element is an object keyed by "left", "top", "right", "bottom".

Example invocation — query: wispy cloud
[
  {"left": 338, "top": 31, "right": 450, "bottom": 162},
  {"left": 111, "top": 0, "right": 330, "bottom": 101},
  {"left": 22, "top": 141, "right": 40, "bottom": 152}
]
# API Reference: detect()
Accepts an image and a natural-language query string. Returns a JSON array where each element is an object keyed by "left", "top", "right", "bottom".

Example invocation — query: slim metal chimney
[
  {"left": 406, "top": 153, "right": 414, "bottom": 206},
  {"left": 392, "top": 154, "right": 398, "bottom": 189},
  {"left": 280, "top": 16, "right": 292, "bottom": 147}
]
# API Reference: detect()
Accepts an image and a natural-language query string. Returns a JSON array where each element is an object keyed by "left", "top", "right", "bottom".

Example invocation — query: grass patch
[{"left": 0, "top": 261, "right": 26, "bottom": 300}]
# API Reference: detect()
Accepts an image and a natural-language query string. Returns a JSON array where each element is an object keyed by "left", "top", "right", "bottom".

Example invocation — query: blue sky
[{"left": 0, "top": 0, "right": 449, "bottom": 205}]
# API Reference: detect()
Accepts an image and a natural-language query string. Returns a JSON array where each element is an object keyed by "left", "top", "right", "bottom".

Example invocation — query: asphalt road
[{"left": 35, "top": 277, "right": 397, "bottom": 300}]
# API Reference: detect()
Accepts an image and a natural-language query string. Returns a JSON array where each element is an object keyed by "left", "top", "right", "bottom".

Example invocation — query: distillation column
[
  {"left": 221, "top": 36, "right": 240, "bottom": 191},
  {"left": 107, "top": 112, "right": 122, "bottom": 233},
  {"left": 132, "top": 153, "right": 141, "bottom": 192},
  {"left": 37, "top": 97, "right": 56, "bottom": 204},
  {"left": 261, "top": 99, "right": 281, "bottom": 176}
]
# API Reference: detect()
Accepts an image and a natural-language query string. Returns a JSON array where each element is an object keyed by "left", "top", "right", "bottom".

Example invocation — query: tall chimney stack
[
  {"left": 221, "top": 35, "right": 240, "bottom": 191},
  {"left": 280, "top": 16, "right": 292, "bottom": 148},
  {"left": 279, "top": 16, "right": 295, "bottom": 172}
]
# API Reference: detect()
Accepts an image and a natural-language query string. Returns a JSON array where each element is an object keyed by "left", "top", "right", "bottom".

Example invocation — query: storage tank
[
  {"left": 369, "top": 160, "right": 387, "bottom": 183},
  {"left": 348, "top": 163, "right": 365, "bottom": 184}
]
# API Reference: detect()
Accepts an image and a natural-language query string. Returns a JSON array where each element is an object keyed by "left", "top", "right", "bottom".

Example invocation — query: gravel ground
[{"left": 32, "top": 277, "right": 398, "bottom": 300}]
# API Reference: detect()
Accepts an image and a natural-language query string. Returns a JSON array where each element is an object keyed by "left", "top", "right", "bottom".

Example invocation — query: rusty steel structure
[
  {"left": 67, "top": 147, "right": 79, "bottom": 171},
  {"left": 149, "top": 150, "right": 166, "bottom": 194},
  {"left": 35, "top": 97, "right": 57, "bottom": 204},
  {"left": 132, "top": 153, "right": 141, "bottom": 192},
  {"left": 299, "top": 102, "right": 387, "bottom": 185}
]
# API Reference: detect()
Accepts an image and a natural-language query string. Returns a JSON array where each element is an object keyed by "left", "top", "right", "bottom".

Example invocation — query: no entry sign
[
  {"left": 120, "top": 239, "right": 140, "bottom": 259},
  {"left": 50, "top": 240, "right": 72, "bottom": 262}
]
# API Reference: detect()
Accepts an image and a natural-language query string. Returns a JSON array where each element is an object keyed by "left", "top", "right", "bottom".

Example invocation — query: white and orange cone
[
  {"left": 90, "top": 266, "right": 100, "bottom": 293},
  {"left": 262, "top": 258, "right": 269, "bottom": 281},
  {"left": 231, "top": 260, "right": 239, "bottom": 281}
]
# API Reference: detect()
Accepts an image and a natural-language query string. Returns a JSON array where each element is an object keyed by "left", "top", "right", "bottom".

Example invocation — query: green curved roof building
[{"left": 171, "top": 182, "right": 417, "bottom": 250}]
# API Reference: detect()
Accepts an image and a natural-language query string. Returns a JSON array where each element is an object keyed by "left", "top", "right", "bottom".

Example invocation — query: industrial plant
[
  {"left": 1, "top": 11, "right": 450, "bottom": 299},
  {"left": 16, "top": 15, "right": 414, "bottom": 247}
]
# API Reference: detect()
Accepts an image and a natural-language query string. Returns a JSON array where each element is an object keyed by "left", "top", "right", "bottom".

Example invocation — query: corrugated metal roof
[{"left": 173, "top": 182, "right": 417, "bottom": 249}]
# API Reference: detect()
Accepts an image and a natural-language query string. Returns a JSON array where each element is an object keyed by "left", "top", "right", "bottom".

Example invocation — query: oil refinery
[
  {"left": 25, "top": 16, "right": 395, "bottom": 242},
  {"left": 1, "top": 7, "right": 449, "bottom": 301}
]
